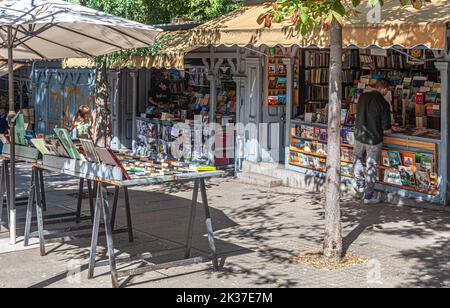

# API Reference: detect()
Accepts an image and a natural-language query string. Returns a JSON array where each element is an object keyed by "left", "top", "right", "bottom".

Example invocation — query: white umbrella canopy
[
  {"left": 0, "top": 0, "right": 162, "bottom": 60},
  {"left": 0, "top": 0, "right": 162, "bottom": 245}
]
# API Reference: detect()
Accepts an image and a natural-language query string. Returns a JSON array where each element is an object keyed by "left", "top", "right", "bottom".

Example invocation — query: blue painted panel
[{"left": 31, "top": 67, "right": 96, "bottom": 135}]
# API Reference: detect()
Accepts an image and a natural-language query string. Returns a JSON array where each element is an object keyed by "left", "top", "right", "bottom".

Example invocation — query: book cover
[
  {"left": 304, "top": 113, "right": 314, "bottom": 123},
  {"left": 95, "top": 147, "right": 119, "bottom": 166},
  {"left": 415, "top": 171, "right": 431, "bottom": 191},
  {"left": 402, "top": 152, "right": 415, "bottom": 170},
  {"left": 313, "top": 127, "right": 321, "bottom": 140},
  {"left": 416, "top": 153, "right": 434, "bottom": 173},
  {"left": 384, "top": 169, "right": 402, "bottom": 186},
  {"left": 277, "top": 95, "right": 287, "bottom": 105},
  {"left": 381, "top": 150, "right": 390, "bottom": 167},
  {"left": 80, "top": 139, "right": 101, "bottom": 163},
  {"left": 399, "top": 166, "right": 415, "bottom": 186},
  {"left": 388, "top": 150, "right": 402, "bottom": 168},
  {"left": 54, "top": 128, "right": 82, "bottom": 160},
  {"left": 268, "top": 96, "right": 278, "bottom": 105},
  {"left": 305, "top": 126, "right": 315, "bottom": 139},
  {"left": 415, "top": 92, "right": 425, "bottom": 105},
  {"left": 340, "top": 109, "right": 348, "bottom": 125},
  {"left": 319, "top": 128, "right": 327, "bottom": 142},
  {"left": 31, "top": 139, "right": 51, "bottom": 156}
]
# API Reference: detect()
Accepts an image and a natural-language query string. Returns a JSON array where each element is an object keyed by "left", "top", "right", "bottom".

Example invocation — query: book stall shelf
[
  {"left": 287, "top": 46, "right": 443, "bottom": 202},
  {"left": 289, "top": 120, "right": 440, "bottom": 197}
]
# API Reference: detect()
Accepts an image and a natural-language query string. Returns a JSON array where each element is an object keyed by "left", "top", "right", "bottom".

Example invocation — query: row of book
[
  {"left": 307, "top": 85, "right": 328, "bottom": 101},
  {"left": 306, "top": 68, "right": 328, "bottom": 84},
  {"left": 343, "top": 50, "right": 360, "bottom": 69},
  {"left": 293, "top": 124, "right": 355, "bottom": 146},
  {"left": 289, "top": 152, "right": 354, "bottom": 175},
  {"left": 381, "top": 150, "right": 434, "bottom": 174},
  {"left": 268, "top": 63, "right": 287, "bottom": 75},
  {"left": 268, "top": 94, "right": 287, "bottom": 106},
  {"left": 305, "top": 68, "right": 360, "bottom": 85},
  {"left": 305, "top": 51, "right": 330, "bottom": 68}
]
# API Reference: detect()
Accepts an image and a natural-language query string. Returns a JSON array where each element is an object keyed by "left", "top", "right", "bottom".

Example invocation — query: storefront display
[{"left": 288, "top": 47, "right": 442, "bottom": 199}]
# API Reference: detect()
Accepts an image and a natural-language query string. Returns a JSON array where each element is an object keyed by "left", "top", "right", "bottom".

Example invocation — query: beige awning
[
  {"left": 63, "top": 0, "right": 450, "bottom": 70},
  {"left": 187, "top": 1, "right": 449, "bottom": 49}
]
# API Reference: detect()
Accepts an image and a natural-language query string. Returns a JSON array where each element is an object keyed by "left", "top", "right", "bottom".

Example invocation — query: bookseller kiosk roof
[{"left": 137, "top": 1, "right": 449, "bottom": 69}]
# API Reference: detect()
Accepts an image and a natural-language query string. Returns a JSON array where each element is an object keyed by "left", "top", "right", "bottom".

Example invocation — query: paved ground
[{"left": 0, "top": 165, "right": 449, "bottom": 288}]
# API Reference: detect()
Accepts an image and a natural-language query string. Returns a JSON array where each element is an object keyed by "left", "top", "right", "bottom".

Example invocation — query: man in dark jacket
[{"left": 353, "top": 79, "right": 392, "bottom": 204}]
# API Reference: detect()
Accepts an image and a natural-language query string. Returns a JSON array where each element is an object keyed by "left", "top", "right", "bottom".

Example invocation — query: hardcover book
[
  {"left": 388, "top": 150, "right": 402, "bottom": 168},
  {"left": 54, "top": 128, "right": 82, "bottom": 160},
  {"left": 415, "top": 171, "right": 431, "bottom": 191},
  {"left": 384, "top": 169, "right": 402, "bottom": 186}
]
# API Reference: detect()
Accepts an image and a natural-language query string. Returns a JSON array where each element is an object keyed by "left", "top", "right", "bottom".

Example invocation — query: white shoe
[{"left": 363, "top": 197, "right": 381, "bottom": 205}]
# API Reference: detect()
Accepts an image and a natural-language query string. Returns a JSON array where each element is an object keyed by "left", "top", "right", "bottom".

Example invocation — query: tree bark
[
  {"left": 323, "top": 20, "right": 343, "bottom": 262},
  {"left": 94, "top": 60, "right": 112, "bottom": 148}
]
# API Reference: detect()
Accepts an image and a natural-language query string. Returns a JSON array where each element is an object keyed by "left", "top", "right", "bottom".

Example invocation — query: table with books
[{"left": 24, "top": 128, "right": 224, "bottom": 288}]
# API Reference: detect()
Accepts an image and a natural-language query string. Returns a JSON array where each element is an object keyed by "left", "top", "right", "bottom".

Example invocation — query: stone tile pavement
[{"left": 0, "top": 165, "right": 448, "bottom": 288}]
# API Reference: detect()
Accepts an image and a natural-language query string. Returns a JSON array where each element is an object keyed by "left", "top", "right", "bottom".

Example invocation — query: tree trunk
[
  {"left": 94, "top": 60, "right": 112, "bottom": 148},
  {"left": 323, "top": 20, "right": 343, "bottom": 262}
]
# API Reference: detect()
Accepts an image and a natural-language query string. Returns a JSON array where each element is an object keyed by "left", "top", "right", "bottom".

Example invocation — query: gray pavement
[{"left": 0, "top": 165, "right": 449, "bottom": 288}]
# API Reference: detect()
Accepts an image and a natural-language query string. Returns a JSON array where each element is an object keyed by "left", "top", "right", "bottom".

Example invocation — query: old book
[
  {"left": 31, "top": 139, "right": 51, "bottom": 156},
  {"left": 388, "top": 150, "right": 402, "bottom": 168},
  {"left": 402, "top": 152, "right": 416, "bottom": 170},
  {"left": 80, "top": 139, "right": 100, "bottom": 163},
  {"left": 415, "top": 171, "right": 431, "bottom": 191},
  {"left": 399, "top": 166, "right": 415, "bottom": 187}
]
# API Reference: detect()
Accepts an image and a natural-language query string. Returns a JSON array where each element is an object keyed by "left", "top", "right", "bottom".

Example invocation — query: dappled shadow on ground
[{"left": 13, "top": 174, "right": 250, "bottom": 288}]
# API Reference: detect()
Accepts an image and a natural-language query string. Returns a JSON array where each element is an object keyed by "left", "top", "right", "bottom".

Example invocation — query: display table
[{"left": 25, "top": 157, "right": 224, "bottom": 288}]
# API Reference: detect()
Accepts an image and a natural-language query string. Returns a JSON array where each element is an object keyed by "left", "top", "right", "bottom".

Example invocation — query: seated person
[{"left": 147, "top": 81, "right": 170, "bottom": 115}]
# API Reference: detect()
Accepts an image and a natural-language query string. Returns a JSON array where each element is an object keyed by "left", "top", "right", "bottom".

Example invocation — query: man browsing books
[{"left": 353, "top": 79, "right": 392, "bottom": 204}]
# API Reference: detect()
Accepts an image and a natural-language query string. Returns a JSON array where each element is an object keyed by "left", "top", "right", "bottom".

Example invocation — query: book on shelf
[
  {"left": 341, "top": 127, "right": 354, "bottom": 145},
  {"left": 399, "top": 166, "right": 415, "bottom": 187},
  {"left": 384, "top": 169, "right": 402, "bottom": 186},
  {"left": 388, "top": 150, "right": 402, "bottom": 168},
  {"left": 415, "top": 153, "right": 434, "bottom": 174},
  {"left": 402, "top": 152, "right": 416, "bottom": 171},
  {"left": 307, "top": 51, "right": 330, "bottom": 67},
  {"left": 341, "top": 162, "right": 353, "bottom": 175}
]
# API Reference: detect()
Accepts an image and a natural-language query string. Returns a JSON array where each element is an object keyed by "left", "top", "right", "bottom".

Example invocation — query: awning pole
[{"left": 7, "top": 26, "right": 16, "bottom": 245}]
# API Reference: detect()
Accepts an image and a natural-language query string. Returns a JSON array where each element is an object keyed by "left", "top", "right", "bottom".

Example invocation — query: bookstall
[
  {"left": 287, "top": 48, "right": 444, "bottom": 203},
  {"left": 135, "top": 66, "right": 236, "bottom": 169},
  {"left": 19, "top": 126, "right": 223, "bottom": 288}
]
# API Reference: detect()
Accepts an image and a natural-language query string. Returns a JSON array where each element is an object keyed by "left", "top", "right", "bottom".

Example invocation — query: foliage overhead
[{"left": 258, "top": 0, "right": 429, "bottom": 35}]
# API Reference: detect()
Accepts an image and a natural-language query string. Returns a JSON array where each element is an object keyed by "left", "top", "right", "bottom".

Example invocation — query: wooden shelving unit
[
  {"left": 266, "top": 47, "right": 287, "bottom": 107},
  {"left": 288, "top": 122, "right": 439, "bottom": 196}
]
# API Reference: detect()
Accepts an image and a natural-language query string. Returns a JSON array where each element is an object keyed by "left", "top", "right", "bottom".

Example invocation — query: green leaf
[
  {"left": 352, "top": 0, "right": 361, "bottom": 6},
  {"left": 330, "top": 10, "right": 344, "bottom": 25}
]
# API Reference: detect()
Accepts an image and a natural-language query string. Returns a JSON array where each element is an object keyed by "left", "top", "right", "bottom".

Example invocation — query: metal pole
[{"left": 7, "top": 26, "right": 16, "bottom": 245}]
